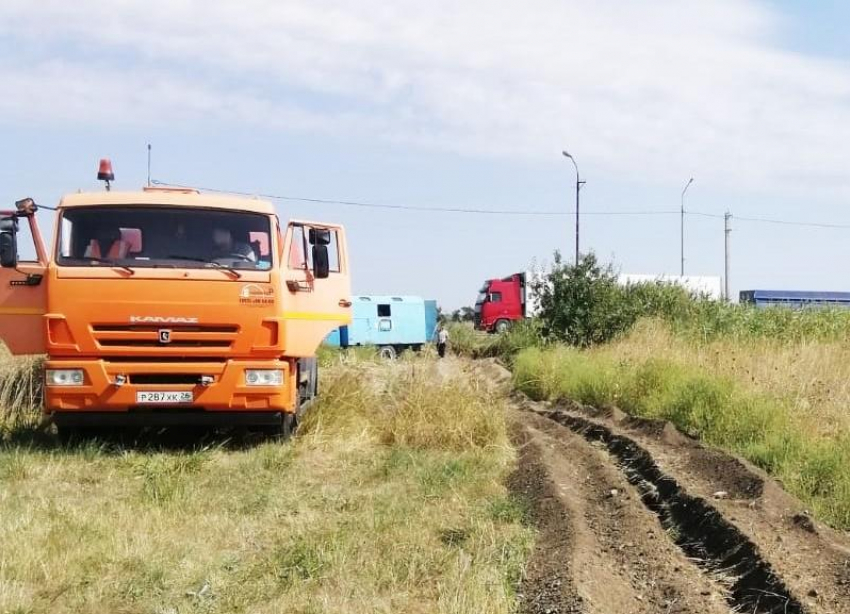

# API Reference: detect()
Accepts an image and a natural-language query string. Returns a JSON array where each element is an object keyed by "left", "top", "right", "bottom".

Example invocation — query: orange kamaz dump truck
[{"left": 0, "top": 163, "right": 351, "bottom": 437}]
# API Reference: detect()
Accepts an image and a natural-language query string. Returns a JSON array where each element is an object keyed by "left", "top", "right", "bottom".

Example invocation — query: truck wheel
[
  {"left": 282, "top": 413, "right": 296, "bottom": 438},
  {"left": 56, "top": 425, "right": 77, "bottom": 445},
  {"left": 495, "top": 319, "right": 512, "bottom": 333},
  {"left": 378, "top": 345, "right": 397, "bottom": 360},
  {"left": 297, "top": 358, "right": 319, "bottom": 419},
  {"left": 56, "top": 425, "right": 99, "bottom": 445},
  {"left": 263, "top": 413, "right": 296, "bottom": 441}
]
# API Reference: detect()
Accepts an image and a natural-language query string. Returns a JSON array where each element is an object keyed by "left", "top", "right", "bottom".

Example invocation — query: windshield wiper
[
  {"left": 167, "top": 255, "right": 242, "bottom": 279},
  {"left": 76, "top": 256, "right": 135, "bottom": 275}
]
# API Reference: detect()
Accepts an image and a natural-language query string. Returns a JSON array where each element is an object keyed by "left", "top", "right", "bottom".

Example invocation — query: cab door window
[
  {"left": 288, "top": 225, "right": 342, "bottom": 273},
  {"left": 13, "top": 215, "right": 39, "bottom": 262}
]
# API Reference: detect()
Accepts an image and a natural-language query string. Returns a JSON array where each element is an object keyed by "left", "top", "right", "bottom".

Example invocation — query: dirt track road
[{"left": 476, "top": 360, "right": 850, "bottom": 614}]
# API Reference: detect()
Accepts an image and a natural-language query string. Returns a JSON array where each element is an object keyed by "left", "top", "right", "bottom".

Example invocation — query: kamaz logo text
[{"left": 130, "top": 316, "right": 199, "bottom": 324}]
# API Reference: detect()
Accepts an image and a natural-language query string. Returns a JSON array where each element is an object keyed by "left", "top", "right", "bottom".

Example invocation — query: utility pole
[
  {"left": 147, "top": 143, "right": 152, "bottom": 187},
  {"left": 681, "top": 177, "right": 694, "bottom": 276},
  {"left": 724, "top": 211, "right": 732, "bottom": 301},
  {"left": 562, "top": 151, "right": 586, "bottom": 265}
]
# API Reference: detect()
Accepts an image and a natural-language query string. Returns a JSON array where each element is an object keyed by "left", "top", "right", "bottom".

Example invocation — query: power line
[
  {"left": 688, "top": 209, "right": 850, "bottom": 229},
  {"left": 686, "top": 210, "right": 725, "bottom": 219},
  {"left": 152, "top": 180, "right": 850, "bottom": 228},
  {"left": 734, "top": 214, "right": 850, "bottom": 230},
  {"left": 151, "top": 180, "right": 677, "bottom": 217}
]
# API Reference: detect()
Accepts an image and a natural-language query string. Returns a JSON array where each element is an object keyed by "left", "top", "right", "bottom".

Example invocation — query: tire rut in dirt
[
  {"left": 508, "top": 424, "right": 586, "bottom": 613},
  {"left": 545, "top": 410, "right": 806, "bottom": 614}
]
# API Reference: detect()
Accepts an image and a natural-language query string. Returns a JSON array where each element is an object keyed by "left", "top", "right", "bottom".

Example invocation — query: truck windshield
[
  {"left": 476, "top": 292, "right": 487, "bottom": 304},
  {"left": 56, "top": 206, "right": 273, "bottom": 271}
]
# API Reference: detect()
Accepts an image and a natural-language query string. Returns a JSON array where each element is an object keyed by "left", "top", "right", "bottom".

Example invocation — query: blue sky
[{"left": 2, "top": 0, "right": 850, "bottom": 309}]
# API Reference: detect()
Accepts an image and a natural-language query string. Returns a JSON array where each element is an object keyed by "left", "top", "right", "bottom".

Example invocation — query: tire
[
  {"left": 378, "top": 345, "right": 397, "bottom": 360},
  {"left": 494, "top": 319, "right": 512, "bottom": 333},
  {"left": 282, "top": 413, "right": 296, "bottom": 439},
  {"left": 56, "top": 425, "right": 99, "bottom": 445},
  {"left": 56, "top": 424, "right": 76, "bottom": 445},
  {"left": 262, "top": 413, "right": 296, "bottom": 441},
  {"left": 296, "top": 358, "right": 319, "bottom": 420}
]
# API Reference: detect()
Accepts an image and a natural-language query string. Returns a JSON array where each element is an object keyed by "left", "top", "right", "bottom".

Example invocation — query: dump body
[
  {"left": 0, "top": 189, "right": 351, "bottom": 427},
  {"left": 325, "top": 295, "right": 437, "bottom": 351}
]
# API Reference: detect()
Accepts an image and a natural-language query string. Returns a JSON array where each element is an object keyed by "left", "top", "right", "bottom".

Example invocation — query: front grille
[
  {"left": 92, "top": 323, "right": 239, "bottom": 351},
  {"left": 99, "top": 340, "right": 230, "bottom": 348},
  {"left": 93, "top": 325, "right": 238, "bottom": 334},
  {"left": 105, "top": 357, "right": 227, "bottom": 363},
  {"left": 130, "top": 374, "right": 211, "bottom": 385}
]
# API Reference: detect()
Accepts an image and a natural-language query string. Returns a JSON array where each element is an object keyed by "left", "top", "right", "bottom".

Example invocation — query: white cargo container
[{"left": 618, "top": 274, "right": 722, "bottom": 300}]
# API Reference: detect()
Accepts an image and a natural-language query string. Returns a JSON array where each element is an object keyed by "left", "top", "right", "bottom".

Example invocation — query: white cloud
[{"left": 2, "top": 0, "right": 850, "bottom": 195}]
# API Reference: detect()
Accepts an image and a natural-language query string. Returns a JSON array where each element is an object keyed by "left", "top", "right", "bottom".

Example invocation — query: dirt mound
[
  {"left": 566, "top": 402, "right": 766, "bottom": 500},
  {"left": 532, "top": 403, "right": 850, "bottom": 613},
  {"left": 510, "top": 412, "right": 731, "bottom": 613},
  {"left": 683, "top": 446, "right": 764, "bottom": 499}
]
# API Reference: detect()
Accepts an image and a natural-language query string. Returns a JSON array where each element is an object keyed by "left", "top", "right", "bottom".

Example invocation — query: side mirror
[
  {"left": 309, "top": 228, "right": 331, "bottom": 246},
  {"left": 0, "top": 231, "right": 17, "bottom": 268},
  {"left": 312, "top": 244, "right": 329, "bottom": 279}
]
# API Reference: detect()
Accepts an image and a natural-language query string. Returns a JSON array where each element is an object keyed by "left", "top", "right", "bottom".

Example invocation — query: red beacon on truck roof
[{"left": 97, "top": 158, "right": 114, "bottom": 191}]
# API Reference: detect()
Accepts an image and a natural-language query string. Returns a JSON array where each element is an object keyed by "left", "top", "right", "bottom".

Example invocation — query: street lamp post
[
  {"left": 562, "top": 151, "right": 586, "bottom": 265},
  {"left": 680, "top": 177, "right": 694, "bottom": 276}
]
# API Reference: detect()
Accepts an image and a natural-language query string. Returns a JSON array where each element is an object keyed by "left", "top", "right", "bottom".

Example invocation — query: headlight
[
  {"left": 245, "top": 369, "right": 283, "bottom": 386},
  {"left": 46, "top": 369, "right": 84, "bottom": 386}
]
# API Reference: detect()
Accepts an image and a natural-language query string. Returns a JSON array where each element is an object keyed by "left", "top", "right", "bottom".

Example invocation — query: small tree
[
  {"left": 533, "top": 251, "right": 637, "bottom": 347},
  {"left": 450, "top": 306, "right": 476, "bottom": 323}
]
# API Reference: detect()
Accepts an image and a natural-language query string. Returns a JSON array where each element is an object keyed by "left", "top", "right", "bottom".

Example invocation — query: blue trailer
[
  {"left": 740, "top": 290, "right": 850, "bottom": 309},
  {"left": 325, "top": 295, "right": 439, "bottom": 358}
]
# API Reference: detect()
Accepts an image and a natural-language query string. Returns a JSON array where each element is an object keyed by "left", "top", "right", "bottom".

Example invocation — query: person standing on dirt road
[{"left": 437, "top": 325, "right": 449, "bottom": 358}]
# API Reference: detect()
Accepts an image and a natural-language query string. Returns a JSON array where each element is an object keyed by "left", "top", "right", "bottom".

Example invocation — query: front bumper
[
  {"left": 44, "top": 359, "right": 295, "bottom": 415},
  {"left": 52, "top": 411, "right": 285, "bottom": 428}
]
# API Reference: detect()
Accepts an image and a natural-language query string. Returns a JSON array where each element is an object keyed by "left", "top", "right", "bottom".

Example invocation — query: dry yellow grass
[
  {"left": 607, "top": 319, "right": 850, "bottom": 439},
  {"left": 0, "top": 353, "right": 530, "bottom": 614},
  {"left": 0, "top": 349, "right": 43, "bottom": 436}
]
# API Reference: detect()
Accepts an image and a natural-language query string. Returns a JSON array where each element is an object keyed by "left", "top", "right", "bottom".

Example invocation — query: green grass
[
  {"left": 513, "top": 344, "right": 850, "bottom": 529},
  {"left": 447, "top": 321, "right": 544, "bottom": 364},
  {"left": 0, "top": 353, "right": 531, "bottom": 614},
  {"left": 670, "top": 301, "right": 850, "bottom": 344}
]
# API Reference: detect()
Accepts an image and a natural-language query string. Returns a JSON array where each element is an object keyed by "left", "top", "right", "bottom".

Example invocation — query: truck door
[
  {"left": 282, "top": 221, "right": 352, "bottom": 357},
  {"left": 0, "top": 211, "right": 48, "bottom": 354}
]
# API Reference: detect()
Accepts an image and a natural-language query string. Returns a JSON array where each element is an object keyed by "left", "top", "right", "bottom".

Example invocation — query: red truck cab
[{"left": 473, "top": 272, "right": 528, "bottom": 333}]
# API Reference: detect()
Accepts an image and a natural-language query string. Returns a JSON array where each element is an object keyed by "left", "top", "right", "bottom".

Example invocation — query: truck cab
[
  {"left": 0, "top": 182, "right": 351, "bottom": 435},
  {"left": 473, "top": 273, "right": 528, "bottom": 333}
]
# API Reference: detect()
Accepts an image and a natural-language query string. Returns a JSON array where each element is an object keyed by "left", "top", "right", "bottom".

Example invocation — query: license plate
[{"left": 136, "top": 391, "right": 194, "bottom": 404}]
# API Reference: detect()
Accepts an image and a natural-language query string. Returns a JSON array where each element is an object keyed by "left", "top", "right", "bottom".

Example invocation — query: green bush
[
  {"left": 533, "top": 252, "right": 635, "bottom": 347},
  {"left": 532, "top": 252, "right": 700, "bottom": 348},
  {"left": 531, "top": 251, "right": 850, "bottom": 348}
]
